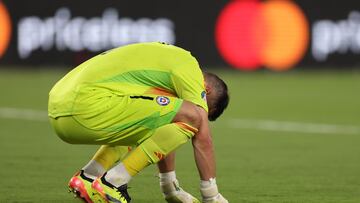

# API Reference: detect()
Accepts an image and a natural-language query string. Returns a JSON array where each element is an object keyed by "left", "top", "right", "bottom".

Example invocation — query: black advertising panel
[{"left": 0, "top": 0, "right": 360, "bottom": 71}]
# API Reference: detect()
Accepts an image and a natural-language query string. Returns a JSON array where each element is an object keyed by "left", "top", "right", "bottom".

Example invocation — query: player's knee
[{"left": 172, "top": 101, "right": 201, "bottom": 130}]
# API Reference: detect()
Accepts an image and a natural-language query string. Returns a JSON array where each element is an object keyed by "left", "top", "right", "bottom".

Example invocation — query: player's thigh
[
  {"left": 49, "top": 116, "right": 102, "bottom": 144},
  {"left": 73, "top": 95, "right": 183, "bottom": 145}
]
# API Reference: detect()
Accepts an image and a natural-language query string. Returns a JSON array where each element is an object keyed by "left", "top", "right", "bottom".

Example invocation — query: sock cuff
[
  {"left": 82, "top": 159, "right": 106, "bottom": 178},
  {"left": 80, "top": 170, "right": 95, "bottom": 182},
  {"left": 200, "top": 177, "right": 217, "bottom": 188},
  {"left": 200, "top": 178, "right": 219, "bottom": 199},
  {"left": 104, "top": 163, "right": 132, "bottom": 187},
  {"left": 159, "top": 171, "right": 176, "bottom": 182},
  {"left": 101, "top": 172, "right": 116, "bottom": 189}
]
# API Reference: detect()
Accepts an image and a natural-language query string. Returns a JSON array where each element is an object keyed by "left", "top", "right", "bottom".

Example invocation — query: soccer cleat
[
  {"left": 68, "top": 170, "right": 104, "bottom": 203},
  {"left": 92, "top": 175, "right": 131, "bottom": 203}
]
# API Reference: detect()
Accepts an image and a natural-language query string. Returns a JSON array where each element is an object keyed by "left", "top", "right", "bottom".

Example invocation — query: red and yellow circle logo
[
  {"left": 0, "top": 2, "right": 11, "bottom": 58},
  {"left": 215, "top": 0, "right": 309, "bottom": 71}
]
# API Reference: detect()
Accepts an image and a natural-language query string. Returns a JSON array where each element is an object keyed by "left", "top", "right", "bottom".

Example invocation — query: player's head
[{"left": 203, "top": 72, "right": 229, "bottom": 121}]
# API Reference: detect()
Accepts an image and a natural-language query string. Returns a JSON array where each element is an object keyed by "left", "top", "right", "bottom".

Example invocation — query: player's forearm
[
  {"left": 192, "top": 134, "right": 216, "bottom": 180},
  {"left": 194, "top": 137, "right": 228, "bottom": 203},
  {"left": 192, "top": 107, "right": 216, "bottom": 180}
]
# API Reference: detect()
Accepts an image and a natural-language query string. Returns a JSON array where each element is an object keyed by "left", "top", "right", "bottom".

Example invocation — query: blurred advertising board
[{"left": 1, "top": 0, "right": 360, "bottom": 70}]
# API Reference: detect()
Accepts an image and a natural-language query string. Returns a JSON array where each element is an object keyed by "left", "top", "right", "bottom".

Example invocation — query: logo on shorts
[
  {"left": 156, "top": 96, "right": 170, "bottom": 106},
  {"left": 154, "top": 151, "right": 165, "bottom": 160}
]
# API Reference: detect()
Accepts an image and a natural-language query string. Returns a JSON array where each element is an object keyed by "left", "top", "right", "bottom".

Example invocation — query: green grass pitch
[{"left": 0, "top": 68, "right": 359, "bottom": 202}]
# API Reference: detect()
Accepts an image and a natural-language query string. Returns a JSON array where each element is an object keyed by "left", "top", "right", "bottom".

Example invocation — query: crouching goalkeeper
[{"left": 48, "top": 42, "right": 230, "bottom": 203}]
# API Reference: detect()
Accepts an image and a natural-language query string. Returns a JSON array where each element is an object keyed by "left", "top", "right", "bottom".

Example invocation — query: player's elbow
[{"left": 172, "top": 101, "right": 202, "bottom": 130}]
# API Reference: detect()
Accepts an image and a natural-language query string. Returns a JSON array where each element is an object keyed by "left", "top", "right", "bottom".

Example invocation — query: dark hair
[{"left": 204, "top": 72, "right": 230, "bottom": 121}]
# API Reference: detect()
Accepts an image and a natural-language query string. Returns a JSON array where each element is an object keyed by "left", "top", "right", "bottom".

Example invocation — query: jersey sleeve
[{"left": 171, "top": 55, "right": 208, "bottom": 112}]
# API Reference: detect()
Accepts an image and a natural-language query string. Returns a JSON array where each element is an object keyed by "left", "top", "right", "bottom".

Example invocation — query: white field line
[
  {"left": 228, "top": 118, "right": 360, "bottom": 135},
  {"left": 0, "top": 107, "right": 48, "bottom": 121},
  {"left": 1, "top": 107, "right": 360, "bottom": 135}
]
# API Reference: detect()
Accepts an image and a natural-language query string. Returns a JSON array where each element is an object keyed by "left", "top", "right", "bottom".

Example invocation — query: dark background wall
[{"left": 1, "top": 0, "right": 360, "bottom": 70}]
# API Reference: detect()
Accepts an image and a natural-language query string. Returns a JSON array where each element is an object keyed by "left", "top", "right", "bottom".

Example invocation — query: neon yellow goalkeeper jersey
[{"left": 48, "top": 42, "right": 208, "bottom": 119}]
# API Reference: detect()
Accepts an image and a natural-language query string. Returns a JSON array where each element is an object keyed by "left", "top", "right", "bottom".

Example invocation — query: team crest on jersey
[
  {"left": 156, "top": 96, "right": 170, "bottom": 106},
  {"left": 201, "top": 91, "right": 207, "bottom": 101}
]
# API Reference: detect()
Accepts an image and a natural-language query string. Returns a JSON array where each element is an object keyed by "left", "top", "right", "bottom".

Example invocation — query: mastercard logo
[
  {"left": 0, "top": 2, "right": 11, "bottom": 58},
  {"left": 215, "top": 0, "right": 309, "bottom": 71}
]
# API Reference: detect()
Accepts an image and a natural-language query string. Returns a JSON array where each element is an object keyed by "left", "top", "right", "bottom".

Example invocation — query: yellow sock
[
  {"left": 122, "top": 147, "right": 150, "bottom": 176},
  {"left": 92, "top": 145, "right": 130, "bottom": 170},
  {"left": 122, "top": 123, "right": 196, "bottom": 176}
]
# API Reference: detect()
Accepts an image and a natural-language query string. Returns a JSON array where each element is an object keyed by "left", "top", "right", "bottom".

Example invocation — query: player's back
[
  {"left": 75, "top": 42, "right": 192, "bottom": 84},
  {"left": 48, "top": 42, "right": 202, "bottom": 118}
]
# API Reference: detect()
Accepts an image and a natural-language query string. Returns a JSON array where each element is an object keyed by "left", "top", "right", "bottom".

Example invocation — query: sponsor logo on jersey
[{"left": 156, "top": 96, "right": 170, "bottom": 106}]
